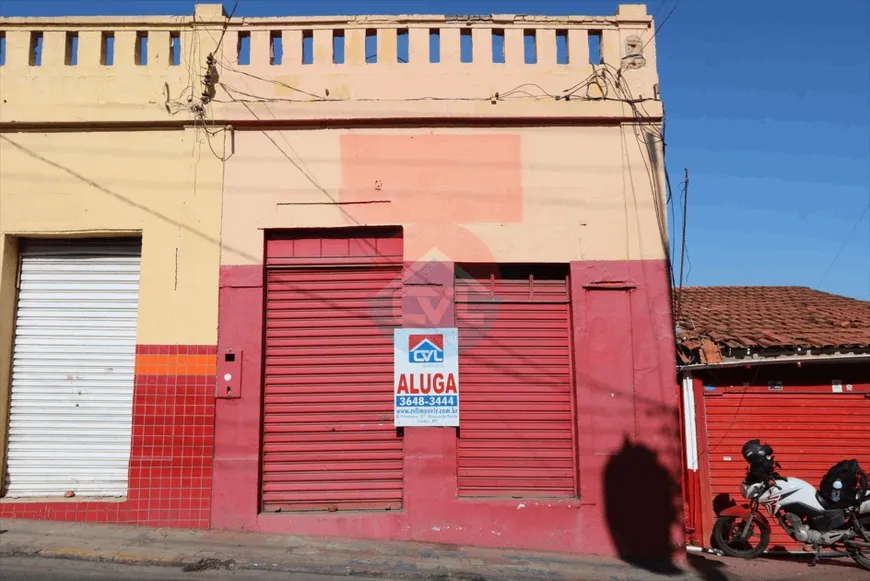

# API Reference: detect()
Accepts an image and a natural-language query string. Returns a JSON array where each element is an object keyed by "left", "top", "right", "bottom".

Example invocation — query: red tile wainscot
[{"left": 0, "top": 345, "right": 216, "bottom": 529}]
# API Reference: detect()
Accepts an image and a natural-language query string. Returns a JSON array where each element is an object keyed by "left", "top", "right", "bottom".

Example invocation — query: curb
[
  {"left": 2, "top": 547, "right": 183, "bottom": 569},
  {"left": 0, "top": 547, "right": 563, "bottom": 581}
]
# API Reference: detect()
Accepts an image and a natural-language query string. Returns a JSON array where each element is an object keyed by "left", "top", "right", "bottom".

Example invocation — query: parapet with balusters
[{"left": 0, "top": 3, "right": 662, "bottom": 125}]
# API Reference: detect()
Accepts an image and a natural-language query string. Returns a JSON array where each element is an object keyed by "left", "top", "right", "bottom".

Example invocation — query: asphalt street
[{"left": 0, "top": 557, "right": 389, "bottom": 581}]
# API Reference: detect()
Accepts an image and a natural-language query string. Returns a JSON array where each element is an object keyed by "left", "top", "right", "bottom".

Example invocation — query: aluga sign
[{"left": 393, "top": 328, "right": 460, "bottom": 427}]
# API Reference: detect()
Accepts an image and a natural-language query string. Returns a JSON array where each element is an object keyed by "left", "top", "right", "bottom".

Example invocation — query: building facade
[
  {"left": 675, "top": 287, "right": 870, "bottom": 551},
  {"left": 0, "top": 6, "right": 227, "bottom": 528},
  {"left": 0, "top": 3, "right": 680, "bottom": 556}
]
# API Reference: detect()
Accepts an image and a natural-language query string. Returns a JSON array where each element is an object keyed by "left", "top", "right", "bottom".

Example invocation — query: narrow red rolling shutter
[
  {"left": 704, "top": 387, "right": 870, "bottom": 549},
  {"left": 261, "top": 232, "right": 404, "bottom": 512},
  {"left": 455, "top": 267, "right": 577, "bottom": 498}
]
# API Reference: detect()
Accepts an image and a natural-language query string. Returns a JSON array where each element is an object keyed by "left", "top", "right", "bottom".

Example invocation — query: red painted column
[
  {"left": 400, "top": 260, "right": 459, "bottom": 525},
  {"left": 570, "top": 259, "right": 682, "bottom": 559},
  {"left": 211, "top": 265, "right": 265, "bottom": 530}
]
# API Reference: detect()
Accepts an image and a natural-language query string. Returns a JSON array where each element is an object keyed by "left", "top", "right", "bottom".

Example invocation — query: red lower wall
[
  {"left": 212, "top": 258, "right": 683, "bottom": 557},
  {"left": 0, "top": 345, "right": 216, "bottom": 529}
]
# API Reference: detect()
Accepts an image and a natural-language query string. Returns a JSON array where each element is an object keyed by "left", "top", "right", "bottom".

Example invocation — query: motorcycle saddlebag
[{"left": 819, "top": 459, "right": 869, "bottom": 506}]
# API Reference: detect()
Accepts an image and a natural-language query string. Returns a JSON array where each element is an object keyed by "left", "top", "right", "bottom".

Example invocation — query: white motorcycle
[{"left": 712, "top": 441, "right": 870, "bottom": 571}]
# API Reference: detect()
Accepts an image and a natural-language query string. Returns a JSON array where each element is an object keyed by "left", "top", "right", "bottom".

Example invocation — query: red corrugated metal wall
[
  {"left": 261, "top": 230, "right": 404, "bottom": 512},
  {"left": 703, "top": 384, "right": 870, "bottom": 550},
  {"left": 455, "top": 265, "right": 577, "bottom": 498}
]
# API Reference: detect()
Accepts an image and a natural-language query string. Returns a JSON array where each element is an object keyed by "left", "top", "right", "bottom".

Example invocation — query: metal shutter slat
[
  {"left": 704, "top": 392, "right": 870, "bottom": 550},
  {"left": 5, "top": 240, "right": 140, "bottom": 498},
  {"left": 262, "top": 264, "right": 403, "bottom": 512},
  {"left": 456, "top": 276, "right": 576, "bottom": 499}
]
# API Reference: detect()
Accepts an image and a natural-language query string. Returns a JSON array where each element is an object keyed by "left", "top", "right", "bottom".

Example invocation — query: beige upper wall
[
  {"left": 0, "top": 2, "right": 666, "bottom": 337},
  {"left": 220, "top": 125, "right": 667, "bottom": 265},
  {"left": 0, "top": 4, "right": 660, "bottom": 124},
  {"left": 0, "top": 130, "right": 223, "bottom": 345}
]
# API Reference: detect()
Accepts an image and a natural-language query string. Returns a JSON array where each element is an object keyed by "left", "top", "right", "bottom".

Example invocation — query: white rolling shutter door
[{"left": 5, "top": 239, "right": 141, "bottom": 498}]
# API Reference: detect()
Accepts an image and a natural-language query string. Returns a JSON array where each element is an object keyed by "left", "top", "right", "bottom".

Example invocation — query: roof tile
[{"left": 674, "top": 286, "right": 870, "bottom": 351}]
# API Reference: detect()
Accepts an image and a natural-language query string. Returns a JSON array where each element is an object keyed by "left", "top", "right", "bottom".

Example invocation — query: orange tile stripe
[{"left": 135, "top": 354, "right": 217, "bottom": 376}]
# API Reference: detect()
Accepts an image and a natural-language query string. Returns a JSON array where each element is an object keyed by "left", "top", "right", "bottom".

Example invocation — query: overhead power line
[
  {"left": 678, "top": 168, "right": 689, "bottom": 296},
  {"left": 213, "top": 0, "right": 240, "bottom": 57},
  {"left": 817, "top": 201, "right": 870, "bottom": 288},
  {"left": 639, "top": 0, "right": 681, "bottom": 56}
]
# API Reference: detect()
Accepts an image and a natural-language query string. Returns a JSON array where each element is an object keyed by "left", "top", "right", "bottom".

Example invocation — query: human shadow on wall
[{"left": 604, "top": 435, "right": 682, "bottom": 576}]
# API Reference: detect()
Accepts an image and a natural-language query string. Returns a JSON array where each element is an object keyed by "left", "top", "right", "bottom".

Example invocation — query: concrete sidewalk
[{"left": 0, "top": 519, "right": 865, "bottom": 581}]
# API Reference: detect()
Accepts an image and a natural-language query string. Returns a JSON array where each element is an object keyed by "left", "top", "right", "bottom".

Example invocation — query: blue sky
[{"left": 3, "top": 0, "right": 869, "bottom": 300}]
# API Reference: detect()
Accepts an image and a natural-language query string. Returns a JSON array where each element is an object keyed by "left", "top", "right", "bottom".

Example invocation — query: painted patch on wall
[{"left": 339, "top": 134, "right": 523, "bottom": 224}]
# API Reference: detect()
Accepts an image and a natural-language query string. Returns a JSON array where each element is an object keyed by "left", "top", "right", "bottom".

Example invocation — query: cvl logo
[{"left": 409, "top": 334, "right": 444, "bottom": 363}]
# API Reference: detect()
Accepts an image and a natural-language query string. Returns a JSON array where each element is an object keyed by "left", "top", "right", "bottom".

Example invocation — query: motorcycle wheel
[
  {"left": 849, "top": 515, "right": 870, "bottom": 572},
  {"left": 712, "top": 516, "right": 770, "bottom": 559}
]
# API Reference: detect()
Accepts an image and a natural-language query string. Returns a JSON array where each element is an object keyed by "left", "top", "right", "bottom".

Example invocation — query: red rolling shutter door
[
  {"left": 455, "top": 268, "right": 577, "bottom": 498},
  {"left": 704, "top": 387, "right": 870, "bottom": 549},
  {"left": 262, "top": 233, "right": 403, "bottom": 512}
]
